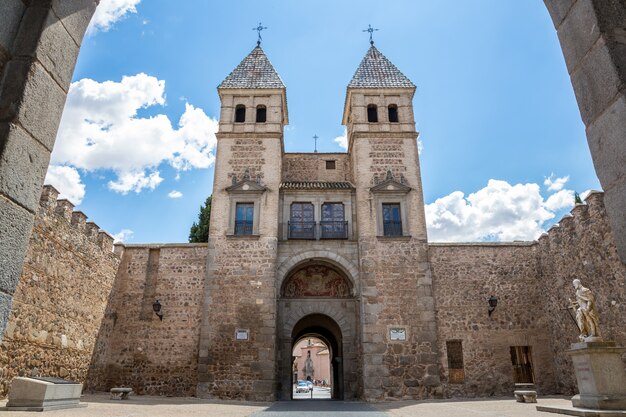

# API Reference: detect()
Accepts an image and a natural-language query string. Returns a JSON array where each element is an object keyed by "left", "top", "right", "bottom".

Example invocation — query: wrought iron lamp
[
  {"left": 152, "top": 299, "right": 163, "bottom": 321},
  {"left": 487, "top": 295, "right": 498, "bottom": 317}
]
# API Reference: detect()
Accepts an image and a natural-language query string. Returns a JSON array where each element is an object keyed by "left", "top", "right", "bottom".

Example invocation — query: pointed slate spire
[
  {"left": 219, "top": 46, "right": 285, "bottom": 89},
  {"left": 348, "top": 45, "right": 414, "bottom": 89}
]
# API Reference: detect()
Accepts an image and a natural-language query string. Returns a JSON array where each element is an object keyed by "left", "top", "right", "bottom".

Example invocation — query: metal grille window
[
  {"left": 382, "top": 203, "right": 402, "bottom": 236},
  {"left": 289, "top": 203, "right": 315, "bottom": 239},
  {"left": 321, "top": 203, "right": 347, "bottom": 239},
  {"left": 325, "top": 160, "right": 336, "bottom": 170},
  {"left": 510, "top": 346, "right": 535, "bottom": 384},
  {"left": 446, "top": 340, "right": 465, "bottom": 384},
  {"left": 235, "top": 203, "right": 254, "bottom": 235}
]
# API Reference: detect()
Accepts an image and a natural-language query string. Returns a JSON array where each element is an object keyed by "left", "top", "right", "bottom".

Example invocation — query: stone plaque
[
  {"left": 235, "top": 329, "right": 249, "bottom": 341},
  {"left": 390, "top": 328, "right": 406, "bottom": 341}
]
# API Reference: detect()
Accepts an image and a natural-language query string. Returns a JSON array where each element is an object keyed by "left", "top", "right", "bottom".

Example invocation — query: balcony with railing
[
  {"left": 234, "top": 221, "right": 254, "bottom": 236},
  {"left": 320, "top": 221, "right": 348, "bottom": 239},
  {"left": 383, "top": 220, "right": 403, "bottom": 237},
  {"left": 288, "top": 221, "right": 316, "bottom": 239}
]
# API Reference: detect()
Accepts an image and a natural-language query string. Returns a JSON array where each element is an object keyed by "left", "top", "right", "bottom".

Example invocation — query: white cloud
[
  {"left": 44, "top": 165, "right": 86, "bottom": 205},
  {"left": 50, "top": 73, "right": 218, "bottom": 195},
  {"left": 544, "top": 189, "right": 574, "bottom": 211},
  {"left": 108, "top": 170, "right": 163, "bottom": 194},
  {"left": 425, "top": 178, "right": 577, "bottom": 242},
  {"left": 334, "top": 129, "right": 347, "bottom": 151},
  {"left": 168, "top": 190, "right": 183, "bottom": 199},
  {"left": 544, "top": 174, "right": 570, "bottom": 192},
  {"left": 88, "top": 0, "right": 141, "bottom": 35},
  {"left": 112, "top": 229, "right": 134, "bottom": 243}
]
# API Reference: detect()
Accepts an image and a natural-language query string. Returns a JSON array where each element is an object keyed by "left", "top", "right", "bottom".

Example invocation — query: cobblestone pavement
[
  {"left": 0, "top": 394, "right": 578, "bottom": 417},
  {"left": 251, "top": 400, "right": 388, "bottom": 416}
]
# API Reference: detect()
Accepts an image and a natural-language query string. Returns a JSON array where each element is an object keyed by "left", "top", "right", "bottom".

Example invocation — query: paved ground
[{"left": 0, "top": 393, "right": 580, "bottom": 417}]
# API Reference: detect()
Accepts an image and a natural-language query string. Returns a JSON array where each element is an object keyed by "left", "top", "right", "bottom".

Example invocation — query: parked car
[{"left": 295, "top": 381, "right": 309, "bottom": 393}]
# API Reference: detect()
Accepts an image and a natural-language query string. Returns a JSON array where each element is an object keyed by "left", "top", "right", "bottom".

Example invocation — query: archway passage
[
  {"left": 277, "top": 259, "right": 359, "bottom": 400},
  {"left": 291, "top": 314, "right": 343, "bottom": 400}
]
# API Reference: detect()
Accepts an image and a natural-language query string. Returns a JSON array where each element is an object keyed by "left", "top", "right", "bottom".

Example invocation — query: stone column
[
  {"left": 0, "top": 0, "right": 97, "bottom": 341},
  {"left": 544, "top": 0, "right": 626, "bottom": 263}
]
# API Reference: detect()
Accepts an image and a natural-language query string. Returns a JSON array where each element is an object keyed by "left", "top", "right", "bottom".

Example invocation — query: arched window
[
  {"left": 256, "top": 105, "right": 266, "bottom": 123},
  {"left": 388, "top": 104, "right": 399, "bottom": 123},
  {"left": 367, "top": 104, "right": 378, "bottom": 123},
  {"left": 235, "top": 105, "right": 246, "bottom": 123}
]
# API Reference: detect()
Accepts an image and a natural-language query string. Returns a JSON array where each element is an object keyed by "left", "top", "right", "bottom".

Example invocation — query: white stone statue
[{"left": 569, "top": 279, "right": 601, "bottom": 342}]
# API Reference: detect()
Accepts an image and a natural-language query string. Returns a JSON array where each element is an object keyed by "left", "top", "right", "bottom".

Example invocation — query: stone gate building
[{"left": 1, "top": 42, "right": 625, "bottom": 402}]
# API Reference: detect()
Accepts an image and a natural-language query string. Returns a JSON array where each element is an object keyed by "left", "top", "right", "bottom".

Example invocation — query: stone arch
[
  {"left": 276, "top": 250, "right": 359, "bottom": 293},
  {"left": 1, "top": 1, "right": 625, "bottom": 348},
  {"left": 290, "top": 314, "right": 344, "bottom": 399},
  {"left": 277, "top": 299, "right": 359, "bottom": 400}
]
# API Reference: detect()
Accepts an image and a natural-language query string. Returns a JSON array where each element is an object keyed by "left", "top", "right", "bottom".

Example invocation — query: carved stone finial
[
  {"left": 372, "top": 174, "right": 379, "bottom": 185},
  {"left": 400, "top": 174, "right": 407, "bottom": 185},
  {"left": 232, "top": 175, "right": 238, "bottom": 186},
  {"left": 243, "top": 168, "right": 250, "bottom": 181},
  {"left": 256, "top": 174, "right": 262, "bottom": 184},
  {"left": 386, "top": 170, "right": 393, "bottom": 181}
]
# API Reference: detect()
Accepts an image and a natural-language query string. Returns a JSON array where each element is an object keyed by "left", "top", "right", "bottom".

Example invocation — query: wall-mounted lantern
[
  {"left": 487, "top": 295, "right": 498, "bottom": 317},
  {"left": 152, "top": 299, "right": 163, "bottom": 321}
]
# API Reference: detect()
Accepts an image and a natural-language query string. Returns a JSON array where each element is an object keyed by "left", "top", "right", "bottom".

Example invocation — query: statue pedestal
[
  {"left": 568, "top": 341, "right": 626, "bottom": 410},
  {"left": 536, "top": 341, "right": 626, "bottom": 416}
]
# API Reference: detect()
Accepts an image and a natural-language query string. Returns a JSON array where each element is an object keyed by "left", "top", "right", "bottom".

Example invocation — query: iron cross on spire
[
  {"left": 253, "top": 22, "right": 267, "bottom": 46},
  {"left": 313, "top": 134, "right": 319, "bottom": 153},
  {"left": 362, "top": 24, "right": 379, "bottom": 45}
]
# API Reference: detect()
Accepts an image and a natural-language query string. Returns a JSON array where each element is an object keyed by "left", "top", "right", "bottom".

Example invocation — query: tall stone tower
[
  {"left": 343, "top": 45, "right": 441, "bottom": 399},
  {"left": 197, "top": 45, "right": 287, "bottom": 400}
]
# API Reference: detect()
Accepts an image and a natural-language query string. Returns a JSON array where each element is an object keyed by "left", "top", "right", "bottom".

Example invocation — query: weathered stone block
[
  {"left": 571, "top": 37, "right": 623, "bottom": 125},
  {"left": 0, "top": 124, "right": 51, "bottom": 212},
  {"left": 586, "top": 94, "right": 626, "bottom": 188},
  {"left": 0, "top": 60, "right": 66, "bottom": 151},
  {"left": 569, "top": 342, "right": 626, "bottom": 410},
  {"left": 51, "top": 0, "right": 97, "bottom": 46},
  {"left": 10, "top": 4, "right": 80, "bottom": 88},
  {"left": 543, "top": 0, "right": 576, "bottom": 28},
  {"left": 602, "top": 180, "right": 626, "bottom": 262},
  {"left": 0, "top": 0, "right": 25, "bottom": 52},
  {"left": 556, "top": 0, "right": 602, "bottom": 75},
  {"left": 0, "top": 292, "right": 12, "bottom": 344},
  {"left": 6, "top": 377, "right": 83, "bottom": 411},
  {"left": 0, "top": 195, "right": 34, "bottom": 296}
]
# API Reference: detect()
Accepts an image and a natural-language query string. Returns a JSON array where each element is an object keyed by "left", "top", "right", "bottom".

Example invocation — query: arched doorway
[
  {"left": 291, "top": 315, "right": 342, "bottom": 399},
  {"left": 276, "top": 260, "right": 360, "bottom": 400}
]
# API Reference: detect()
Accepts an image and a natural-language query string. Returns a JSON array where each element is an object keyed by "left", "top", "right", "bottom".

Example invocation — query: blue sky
[{"left": 45, "top": 0, "right": 600, "bottom": 243}]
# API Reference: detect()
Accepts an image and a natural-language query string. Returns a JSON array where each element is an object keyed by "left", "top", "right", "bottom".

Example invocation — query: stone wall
[
  {"left": 430, "top": 191, "right": 626, "bottom": 398},
  {"left": 430, "top": 243, "right": 555, "bottom": 397},
  {"left": 86, "top": 244, "right": 207, "bottom": 396},
  {"left": 0, "top": 185, "right": 119, "bottom": 397},
  {"left": 282, "top": 153, "right": 351, "bottom": 182},
  {"left": 537, "top": 191, "right": 626, "bottom": 394}
]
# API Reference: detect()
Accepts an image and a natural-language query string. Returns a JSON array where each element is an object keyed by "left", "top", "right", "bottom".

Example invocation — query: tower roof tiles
[
  {"left": 348, "top": 45, "right": 414, "bottom": 89},
  {"left": 219, "top": 46, "right": 285, "bottom": 89}
]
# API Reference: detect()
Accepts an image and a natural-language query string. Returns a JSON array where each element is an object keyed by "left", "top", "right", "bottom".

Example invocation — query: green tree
[
  {"left": 574, "top": 191, "right": 583, "bottom": 205},
  {"left": 189, "top": 195, "right": 212, "bottom": 243}
]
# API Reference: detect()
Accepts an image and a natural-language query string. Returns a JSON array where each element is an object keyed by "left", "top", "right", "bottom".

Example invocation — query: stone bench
[
  {"left": 110, "top": 387, "right": 133, "bottom": 400},
  {"left": 514, "top": 390, "right": 537, "bottom": 403}
]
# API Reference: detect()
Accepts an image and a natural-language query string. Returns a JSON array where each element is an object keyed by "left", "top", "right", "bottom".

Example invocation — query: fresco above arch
[{"left": 282, "top": 264, "right": 352, "bottom": 298}]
